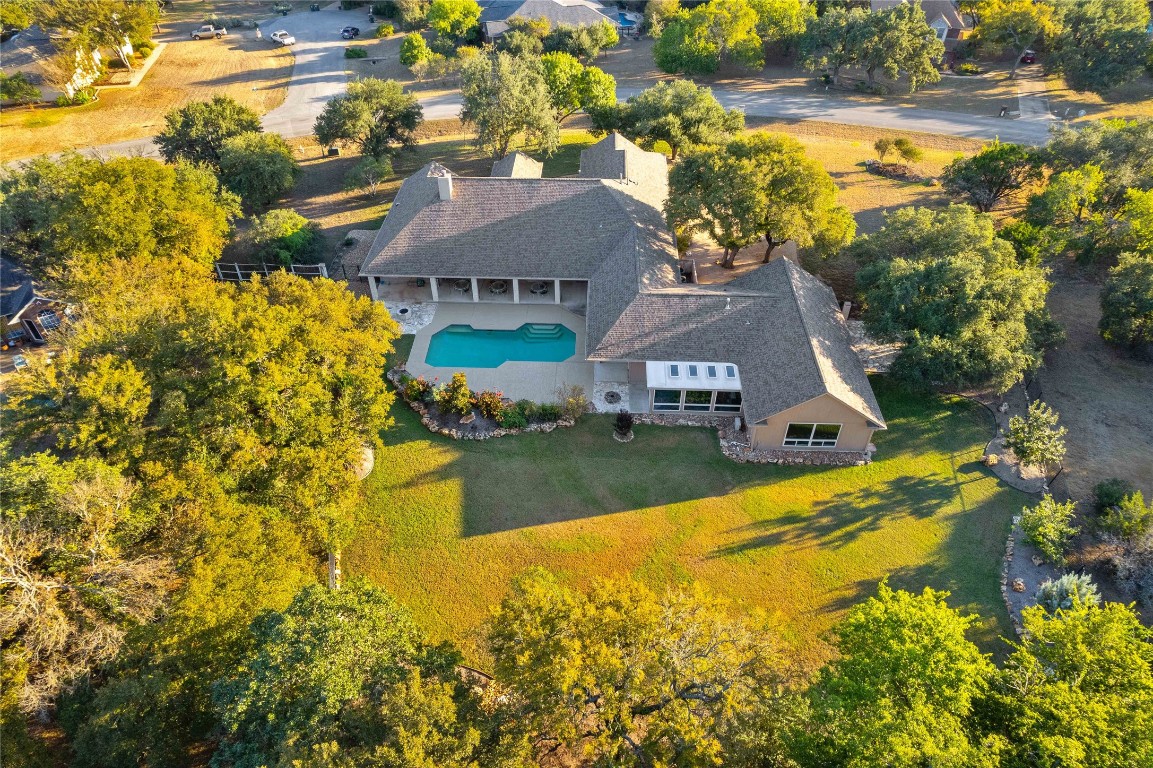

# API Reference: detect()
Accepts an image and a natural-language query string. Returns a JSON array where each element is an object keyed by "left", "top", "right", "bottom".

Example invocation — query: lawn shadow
[{"left": 710, "top": 472, "right": 956, "bottom": 558}]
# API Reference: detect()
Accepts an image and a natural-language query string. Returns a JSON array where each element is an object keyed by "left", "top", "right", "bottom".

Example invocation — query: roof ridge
[{"left": 781, "top": 260, "right": 834, "bottom": 395}]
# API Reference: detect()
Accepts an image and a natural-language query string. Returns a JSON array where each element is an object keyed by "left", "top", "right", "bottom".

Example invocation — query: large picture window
[
  {"left": 783, "top": 423, "right": 841, "bottom": 448},
  {"left": 653, "top": 389, "right": 681, "bottom": 411},
  {"left": 684, "top": 390, "right": 712, "bottom": 411}
]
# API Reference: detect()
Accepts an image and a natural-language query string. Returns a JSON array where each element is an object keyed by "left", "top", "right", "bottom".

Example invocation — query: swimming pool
[{"left": 425, "top": 323, "right": 577, "bottom": 368}]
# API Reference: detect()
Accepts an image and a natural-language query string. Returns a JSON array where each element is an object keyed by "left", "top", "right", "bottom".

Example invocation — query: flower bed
[{"left": 387, "top": 368, "right": 577, "bottom": 440}]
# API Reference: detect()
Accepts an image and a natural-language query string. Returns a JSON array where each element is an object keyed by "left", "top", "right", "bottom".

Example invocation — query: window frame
[
  {"left": 782, "top": 422, "right": 842, "bottom": 448},
  {"left": 653, "top": 389, "right": 682, "bottom": 411},
  {"left": 687, "top": 364, "right": 699, "bottom": 377},
  {"left": 724, "top": 364, "right": 737, "bottom": 379},
  {"left": 706, "top": 364, "right": 718, "bottom": 379},
  {"left": 668, "top": 364, "right": 680, "bottom": 378}
]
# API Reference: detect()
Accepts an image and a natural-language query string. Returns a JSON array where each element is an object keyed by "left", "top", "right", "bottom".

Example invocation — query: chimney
[
  {"left": 437, "top": 173, "right": 453, "bottom": 201},
  {"left": 841, "top": 301, "right": 852, "bottom": 320}
]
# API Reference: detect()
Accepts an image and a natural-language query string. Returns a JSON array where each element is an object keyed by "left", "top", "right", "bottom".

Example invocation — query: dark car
[
  {"left": 1020, "top": 49, "right": 1037, "bottom": 64},
  {"left": 341, "top": 26, "right": 360, "bottom": 39}
]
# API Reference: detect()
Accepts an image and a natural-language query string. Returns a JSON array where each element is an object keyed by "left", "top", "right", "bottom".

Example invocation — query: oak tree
[
  {"left": 156, "top": 96, "right": 262, "bottom": 168},
  {"left": 460, "top": 51, "right": 559, "bottom": 159}
]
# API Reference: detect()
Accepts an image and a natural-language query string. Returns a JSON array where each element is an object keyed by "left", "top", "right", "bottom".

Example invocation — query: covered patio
[{"left": 368, "top": 276, "right": 587, "bottom": 314}]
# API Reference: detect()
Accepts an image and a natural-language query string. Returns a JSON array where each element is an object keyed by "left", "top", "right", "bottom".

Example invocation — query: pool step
[{"left": 522, "top": 324, "right": 565, "bottom": 340}]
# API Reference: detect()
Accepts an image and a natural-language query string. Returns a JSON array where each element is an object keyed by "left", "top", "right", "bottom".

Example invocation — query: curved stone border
[
  {"left": 388, "top": 368, "right": 574, "bottom": 440},
  {"left": 1000, "top": 516, "right": 1025, "bottom": 637}
]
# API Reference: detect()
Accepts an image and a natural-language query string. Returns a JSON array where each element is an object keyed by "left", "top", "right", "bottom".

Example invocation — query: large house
[
  {"left": 477, "top": 0, "right": 618, "bottom": 43},
  {"left": 0, "top": 26, "right": 102, "bottom": 104},
  {"left": 871, "top": 0, "right": 973, "bottom": 49},
  {"left": 1, "top": 258, "right": 66, "bottom": 346},
  {"left": 360, "top": 134, "right": 885, "bottom": 454}
]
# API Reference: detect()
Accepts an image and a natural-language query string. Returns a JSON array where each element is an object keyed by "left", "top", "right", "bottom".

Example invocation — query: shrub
[
  {"left": 410, "top": 52, "right": 458, "bottom": 81},
  {"left": 1095, "top": 478, "right": 1136, "bottom": 514},
  {"left": 0, "top": 72, "right": 41, "bottom": 106},
  {"left": 874, "top": 137, "right": 894, "bottom": 163},
  {"left": 498, "top": 406, "right": 528, "bottom": 429},
  {"left": 1035, "top": 573, "right": 1101, "bottom": 614},
  {"left": 515, "top": 399, "right": 538, "bottom": 422},
  {"left": 55, "top": 88, "right": 97, "bottom": 107},
  {"left": 1099, "top": 253, "right": 1153, "bottom": 349},
  {"left": 893, "top": 137, "right": 922, "bottom": 165},
  {"left": 473, "top": 390, "right": 504, "bottom": 420},
  {"left": 955, "top": 62, "right": 982, "bottom": 75},
  {"left": 251, "top": 209, "right": 325, "bottom": 266},
  {"left": 435, "top": 372, "right": 472, "bottom": 415},
  {"left": 556, "top": 384, "right": 587, "bottom": 421},
  {"left": 375, "top": 23, "right": 395, "bottom": 37},
  {"left": 1021, "top": 495, "right": 1078, "bottom": 564},
  {"left": 614, "top": 409, "right": 634, "bottom": 435},
  {"left": 456, "top": 45, "right": 481, "bottom": 61},
  {"left": 537, "top": 403, "right": 563, "bottom": 422},
  {"left": 345, "top": 47, "right": 369, "bottom": 59},
  {"left": 1101, "top": 492, "right": 1153, "bottom": 542},
  {"left": 403, "top": 375, "right": 432, "bottom": 402}
]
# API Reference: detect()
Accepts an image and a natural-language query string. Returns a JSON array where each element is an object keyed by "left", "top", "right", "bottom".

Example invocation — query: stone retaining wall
[{"left": 720, "top": 437, "right": 871, "bottom": 466}]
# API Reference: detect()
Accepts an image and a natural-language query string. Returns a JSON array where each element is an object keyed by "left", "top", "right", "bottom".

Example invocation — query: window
[
  {"left": 653, "top": 389, "right": 681, "bottom": 411},
  {"left": 684, "top": 390, "right": 712, "bottom": 411},
  {"left": 783, "top": 423, "right": 841, "bottom": 448},
  {"left": 687, "top": 364, "right": 699, "bottom": 377},
  {"left": 706, "top": 365, "right": 718, "bottom": 379},
  {"left": 725, "top": 365, "right": 737, "bottom": 379},
  {"left": 713, "top": 391, "right": 742, "bottom": 412},
  {"left": 668, "top": 364, "right": 680, "bottom": 378}
]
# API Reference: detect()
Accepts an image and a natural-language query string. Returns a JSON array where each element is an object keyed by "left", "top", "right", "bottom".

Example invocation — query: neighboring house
[
  {"left": 0, "top": 25, "right": 101, "bottom": 103},
  {"left": 871, "top": 0, "right": 972, "bottom": 49},
  {"left": 360, "top": 134, "right": 886, "bottom": 454},
  {"left": 478, "top": 0, "right": 618, "bottom": 43},
  {"left": 1, "top": 258, "right": 67, "bottom": 346}
]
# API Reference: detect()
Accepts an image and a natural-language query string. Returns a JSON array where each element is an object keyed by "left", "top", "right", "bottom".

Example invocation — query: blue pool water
[
  {"left": 425, "top": 323, "right": 577, "bottom": 368},
  {"left": 618, "top": 12, "right": 636, "bottom": 27}
]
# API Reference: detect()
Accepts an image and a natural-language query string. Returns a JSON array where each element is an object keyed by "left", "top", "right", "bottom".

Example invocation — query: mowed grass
[{"left": 346, "top": 374, "right": 1028, "bottom": 669}]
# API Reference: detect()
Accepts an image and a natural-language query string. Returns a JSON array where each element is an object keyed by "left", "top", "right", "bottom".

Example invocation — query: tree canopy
[
  {"left": 155, "top": 96, "right": 263, "bottom": 168},
  {"left": 795, "top": 582, "right": 994, "bottom": 767},
  {"left": 0, "top": 154, "right": 239, "bottom": 278},
  {"left": 460, "top": 50, "right": 560, "bottom": 159},
  {"left": 427, "top": 0, "right": 481, "bottom": 40},
  {"left": 974, "top": 0, "right": 1059, "bottom": 78},
  {"left": 489, "top": 569, "right": 788, "bottom": 767},
  {"left": 667, "top": 132, "right": 854, "bottom": 268},
  {"left": 601, "top": 80, "right": 745, "bottom": 160},
  {"left": 748, "top": 0, "right": 814, "bottom": 52},
  {"left": 218, "top": 131, "right": 298, "bottom": 209},
  {"left": 312, "top": 77, "right": 423, "bottom": 160},
  {"left": 942, "top": 141, "right": 1042, "bottom": 212},
  {"left": 1100, "top": 252, "right": 1153, "bottom": 348},
  {"left": 853, "top": 205, "right": 1061, "bottom": 392},
  {"left": 654, "top": 0, "right": 764, "bottom": 75},
  {"left": 540, "top": 51, "right": 616, "bottom": 123},
  {"left": 35, "top": 0, "right": 160, "bottom": 69},
  {"left": 1047, "top": 0, "right": 1151, "bottom": 95}
]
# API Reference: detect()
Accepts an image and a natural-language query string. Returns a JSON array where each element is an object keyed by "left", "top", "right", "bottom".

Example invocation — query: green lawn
[{"left": 347, "top": 375, "right": 1028, "bottom": 669}]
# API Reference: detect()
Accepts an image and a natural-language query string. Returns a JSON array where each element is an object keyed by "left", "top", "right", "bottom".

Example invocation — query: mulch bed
[{"left": 864, "top": 159, "right": 928, "bottom": 183}]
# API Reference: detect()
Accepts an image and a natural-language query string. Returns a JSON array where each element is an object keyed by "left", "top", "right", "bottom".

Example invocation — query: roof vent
[
  {"left": 437, "top": 173, "right": 453, "bottom": 201},
  {"left": 725, "top": 297, "right": 731, "bottom": 310}
]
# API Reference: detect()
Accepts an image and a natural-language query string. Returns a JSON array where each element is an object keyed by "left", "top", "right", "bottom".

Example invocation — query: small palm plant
[{"left": 614, "top": 409, "right": 635, "bottom": 442}]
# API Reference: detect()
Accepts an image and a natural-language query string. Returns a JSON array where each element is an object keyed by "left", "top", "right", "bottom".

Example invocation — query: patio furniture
[
  {"left": 529, "top": 281, "right": 549, "bottom": 296},
  {"left": 489, "top": 280, "right": 508, "bottom": 295},
  {"left": 406, "top": 278, "right": 426, "bottom": 288},
  {"left": 12, "top": 355, "right": 28, "bottom": 370},
  {"left": 453, "top": 279, "right": 471, "bottom": 294}
]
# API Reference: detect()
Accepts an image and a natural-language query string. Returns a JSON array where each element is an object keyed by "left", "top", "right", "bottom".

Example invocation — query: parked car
[
  {"left": 1020, "top": 49, "right": 1037, "bottom": 64},
  {"left": 340, "top": 26, "right": 360, "bottom": 39},
  {"left": 270, "top": 30, "right": 296, "bottom": 45},
  {"left": 191, "top": 24, "right": 227, "bottom": 39}
]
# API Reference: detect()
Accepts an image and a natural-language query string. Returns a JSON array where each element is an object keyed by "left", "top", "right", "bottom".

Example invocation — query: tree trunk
[
  {"left": 1008, "top": 50, "right": 1021, "bottom": 80},
  {"left": 762, "top": 237, "right": 783, "bottom": 264},
  {"left": 670, "top": 144, "right": 678, "bottom": 161},
  {"left": 720, "top": 246, "right": 739, "bottom": 269}
]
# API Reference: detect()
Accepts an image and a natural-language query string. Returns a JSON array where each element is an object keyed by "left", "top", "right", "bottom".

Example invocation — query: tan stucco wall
[{"left": 749, "top": 394, "right": 878, "bottom": 452}]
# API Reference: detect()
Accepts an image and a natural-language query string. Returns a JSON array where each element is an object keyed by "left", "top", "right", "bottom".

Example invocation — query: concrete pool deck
[{"left": 406, "top": 303, "right": 594, "bottom": 403}]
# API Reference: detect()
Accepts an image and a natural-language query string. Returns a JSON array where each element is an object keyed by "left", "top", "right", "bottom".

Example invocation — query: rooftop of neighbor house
[
  {"left": 870, "top": 0, "right": 971, "bottom": 30},
  {"left": 0, "top": 26, "right": 59, "bottom": 86},
  {"left": 360, "top": 133, "right": 885, "bottom": 428},
  {"left": 1, "top": 257, "right": 37, "bottom": 321},
  {"left": 478, "top": 0, "right": 617, "bottom": 37}
]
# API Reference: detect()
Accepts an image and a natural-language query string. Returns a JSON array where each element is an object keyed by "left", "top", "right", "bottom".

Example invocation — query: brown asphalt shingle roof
[{"left": 361, "top": 134, "right": 883, "bottom": 427}]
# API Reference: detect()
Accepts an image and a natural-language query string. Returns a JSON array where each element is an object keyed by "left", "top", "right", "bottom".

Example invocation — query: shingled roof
[
  {"left": 360, "top": 133, "right": 883, "bottom": 427},
  {"left": 492, "top": 151, "right": 544, "bottom": 178},
  {"left": 479, "top": 0, "right": 615, "bottom": 38}
]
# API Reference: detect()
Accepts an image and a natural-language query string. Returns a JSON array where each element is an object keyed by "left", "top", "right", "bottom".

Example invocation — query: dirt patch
[
  {"left": 1038, "top": 266, "right": 1153, "bottom": 508},
  {"left": 1, "top": 34, "right": 292, "bottom": 161}
]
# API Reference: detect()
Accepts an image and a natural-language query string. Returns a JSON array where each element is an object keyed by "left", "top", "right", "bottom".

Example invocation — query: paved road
[{"left": 616, "top": 86, "right": 1055, "bottom": 145}]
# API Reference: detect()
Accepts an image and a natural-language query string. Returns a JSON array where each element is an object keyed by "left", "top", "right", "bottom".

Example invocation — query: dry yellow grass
[{"left": 0, "top": 37, "right": 292, "bottom": 161}]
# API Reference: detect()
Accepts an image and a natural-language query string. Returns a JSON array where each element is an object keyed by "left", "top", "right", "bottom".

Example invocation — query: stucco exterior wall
[{"left": 749, "top": 394, "right": 878, "bottom": 452}]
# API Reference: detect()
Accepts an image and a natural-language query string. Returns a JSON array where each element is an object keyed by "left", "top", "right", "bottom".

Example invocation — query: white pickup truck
[
  {"left": 270, "top": 30, "right": 296, "bottom": 45},
  {"left": 190, "top": 24, "right": 227, "bottom": 39}
]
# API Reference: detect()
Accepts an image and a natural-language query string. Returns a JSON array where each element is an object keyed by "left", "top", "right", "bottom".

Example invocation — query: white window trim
[
  {"left": 724, "top": 365, "right": 737, "bottom": 379},
  {"left": 668, "top": 364, "right": 680, "bottom": 378},
  {"left": 782, "top": 422, "right": 842, "bottom": 448},
  {"left": 706, "top": 365, "right": 718, "bottom": 379}
]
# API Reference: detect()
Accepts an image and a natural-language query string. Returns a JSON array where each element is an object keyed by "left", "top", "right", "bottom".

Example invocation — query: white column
[
  {"left": 429, "top": 278, "right": 439, "bottom": 302},
  {"left": 512, "top": 279, "right": 520, "bottom": 304},
  {"left": 368, "top": 275, "right": 380, "bottom": 301},
  {"left": 471, "top": 277, "right": 479, "bottom": 302},
  {"left": 554, "top": 279, "right": 561, "bottom": 304}
]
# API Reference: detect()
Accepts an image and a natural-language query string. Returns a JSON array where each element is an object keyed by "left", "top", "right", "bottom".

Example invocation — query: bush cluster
[
  {"left": 375, "top": 23, "right": 394, "bottom": 38},
  {"left": 345, "top": 47, "right": 369, "bottom": 59}
]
